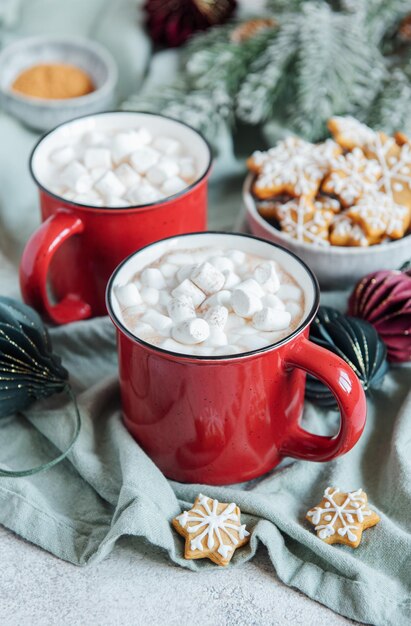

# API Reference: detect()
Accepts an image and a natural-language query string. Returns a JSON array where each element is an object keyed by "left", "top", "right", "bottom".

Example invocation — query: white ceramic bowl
[
  {"left": 244, "top": 174, "right": 411, "bottom": 289},
  {"left": 0, "top": 36, "right": 117, "bottom": 131}
]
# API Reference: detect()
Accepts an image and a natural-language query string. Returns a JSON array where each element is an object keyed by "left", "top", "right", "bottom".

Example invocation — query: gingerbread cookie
[
  {"left": 328, "top": 116, "right": 377, "bottom": 151},
  {"left": 278, "top": 197, "right": 333, "bottom": 246},
  {"left": 251, "top": 137, "right": 340, "bottom": 199},
  {"left": 348, "top": 192, "right": 410, "bottom": 240},
  {"left": 322, "top": 148, "right": 382, "bottom": 207},
  {"left": 329, "top": 215, "right": 370, "bottom": 247},
  {"left": 364, "top": 132, "right": 411, "bottom": 217},
  {"left": 314, "top": 193, "right": 341, "bottom": 214},
  {"left": 306, "top": 487, "right": 380, "bottom": 548},
  {"left": 172, "top": 493, "right": 250, "bottom": 566}
]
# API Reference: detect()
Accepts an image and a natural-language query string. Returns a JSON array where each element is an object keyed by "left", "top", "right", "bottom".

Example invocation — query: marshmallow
[
  {"left": 254, "top": 261, "right": 280, "bottom": 293},
  {"left": 191, "top": 262, "right": 225, "bottom": 295},
  {"left": 223, "top": 270, "right": 241, "bottom": 289},
  {"left": 171, "top": 279, "right": 206, "bottom": 307},
  {"left": 214, "top": 345, "right": 242, "bottom": 356},
  {"left": 203, "top": 305, "right": 228, "bottom": 329},
  {"left": 277, "top": 284, "right": 302, "bottom": 301},
  {"left": 225, "top": 314, "right": 246, "bottom": 330},
  {"left": 179, "top": 157, "right": 196, "bottom": 182},
  {"left": 73, "top": 192, "right": 103, "bottom": 206},
  {"left": 227, "top": 249, "right": 246, "bottom": 265},
  {"left": 152, "top": 136, "right": 181, "bottom": 156},
  {"left": 83, "top": 131, "right": 106, "bottom": 146},
  {"left": 210, "top": 256, "right": 234, "bottom": 273},
  {"left": 236, "top": 279, "right": 265, "bottom": 298},
  {"left": 160, "top": 263, "right": 178, "bottom": 279},
  {"left": 141, "top": 310, "right": 172, "bottom": 334},
  {"left": 167, "top": 295, "right": 196, "bottom": 322},
  {"left": 285, "top": 301, "right": 302, "bottom": 319},
  {"left": 232, "top": 286, "right": 263, "bottom": 318},
  {"left": 84, "top": 147, "right": 111, "bottom": 170},
  {"left": 162, "top": 176, "right": 187, "bottom": 196},
  {"left": 204, "top": 327, "right": 228, "bottom": 348},
  {"left": 129, "top": 146, "right": 160, "bottom": 174},
  {"left": 114, "top": 163, "right": 141, "bottom": 188},
  {"left": 239, "top": 335, "right": 269, "bottom": 351},
  {"left": 167, "top": 253, "right": 196, "bottom": 266},
  {"left": 146, "top": 158, "right": 179, "bottom": 186},
  {"left": 252, "top": 308, "right": 291, "bottom": 331},
  {"left": 90, "top": 167, "right": 107, "bottom": 182},
  {"left": 60, "top": 161, "right": 88, "bottom": 189},
  {"left": 201, "top": 290, "right": 232, "bottom": 310},
  {"left": 263, "top": 294, "right": 286, "bottom": 310},
  {"left": 160, "top": 337, "right": 188, "bottom": 353},
  {"left": 50, "top": 146, "right": 75, "bottom": 167},
  {"left": 172, "top": 318, "right": 210, "bottom": 344},
  {"left": 176, "top": 263, "right": 198, "bottom": 283},
  {"left": 115, "top": 283, "right": 142, "bottom": 307},
  {"left": 112, "top": 129, "right": 151, "bottom": 163},
  {"left": 141, "top": 287, "right": 160, "bottom": 306},
  {"left": 158, "top": 290, "right": 172, "bottom": 309},
  {"left": 141, "top": 267, "right": 166, "bottom": 290},
  {"left": 75, "top": 174, "right": 94, "bottom": 194},
  {"left": 126, "top": 182, "right": 162, "bottom": 205},
  {"left": 94, "top": 171, "right": 126, "bottom": 198},
  {"left": 105, "top": 196, "right": 129, "bottom": 207},
  {"left": 133, "top": 322, "right": 155, "bottom": 339}
]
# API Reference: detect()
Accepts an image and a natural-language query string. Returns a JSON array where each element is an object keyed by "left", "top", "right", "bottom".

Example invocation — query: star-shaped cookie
[
  {"left": 172, "top": 493, "right": 250, "bottom": 566},
  {"left": 306, "top": 487, "right": 380, "bottom": 548}
]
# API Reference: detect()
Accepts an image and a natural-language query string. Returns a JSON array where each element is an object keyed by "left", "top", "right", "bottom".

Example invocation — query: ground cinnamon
[{"left": 11, "top": 63, "right": 94, "bottom": 100}]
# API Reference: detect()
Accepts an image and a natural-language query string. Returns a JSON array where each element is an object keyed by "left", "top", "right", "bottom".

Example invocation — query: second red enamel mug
[
  {"left": 19, "top": 111, "right": 212, "bottom": 325},
  {"left": 107, "top": 232, "right": 367, "bottom": 485}
]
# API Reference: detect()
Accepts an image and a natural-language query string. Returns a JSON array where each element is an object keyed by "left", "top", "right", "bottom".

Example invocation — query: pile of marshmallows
[
  {"left": 48, "top": 127, "right": 198, "bottom": 207},
  {"left": 115, "top": 248, "right": 303, "bottom": 356}
]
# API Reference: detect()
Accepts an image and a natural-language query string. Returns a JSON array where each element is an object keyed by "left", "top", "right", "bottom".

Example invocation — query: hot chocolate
[{"left": 114, "top": 245, "right": 305, "bottom": 356}]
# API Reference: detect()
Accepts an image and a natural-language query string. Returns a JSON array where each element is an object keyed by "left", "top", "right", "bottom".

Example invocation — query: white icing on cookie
[
  {"left": 307, "top": 487, "right": 372, "bottom": 543},
  {"left": 325, "top": 148, "right": 381, "bottom": 206},
  {"left": 176, "top": 494, "right": 250, "bottom": 558},
  {"left": 253, "top": 137, "right": 338, "bottom": 197},
  {"left": 278, "top": 197, "right": 331, "bottom": 246},
  {"left": 329, "top": 116, "right": 377, "bottom": 147}
]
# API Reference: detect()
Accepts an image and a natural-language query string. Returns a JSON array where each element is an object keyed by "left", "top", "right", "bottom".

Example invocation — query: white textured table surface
[{"left": 0, "top": 525, "right": 357, "bottom": 626}]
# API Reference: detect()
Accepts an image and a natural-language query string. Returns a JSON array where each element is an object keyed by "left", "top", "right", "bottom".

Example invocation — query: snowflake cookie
[
  {"left": 306, "top": 487, "right": 380, "bottom": 548},
  {"left": 278, "top": 197, "right": 333, "bottom": 246},
  {"left": 348, "top": 192, "right": 410, "bottom": 240},
  {"left": 329, "top": 215, "right": 372, "bottom": 247},
  {"left": 250, "top": 137, "right": 340, "bottom": 199},
  {"left": 327, "top": 116, "right": 377, "bottom": 151},
  {"left": 322, "top": 148, "right": 382, "bottom": 207},
  {"left": 172, "top": 493, "right": 250, "bottom": 566}
]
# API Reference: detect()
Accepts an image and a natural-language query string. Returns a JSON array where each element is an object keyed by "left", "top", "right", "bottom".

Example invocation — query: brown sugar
[{"left": 11, "top": 63, "right": 95, "bottom": 100}]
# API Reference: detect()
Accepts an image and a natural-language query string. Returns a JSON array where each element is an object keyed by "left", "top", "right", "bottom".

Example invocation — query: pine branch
[{"left": 367, "top": 67, "right": 411, "bottom": 135}]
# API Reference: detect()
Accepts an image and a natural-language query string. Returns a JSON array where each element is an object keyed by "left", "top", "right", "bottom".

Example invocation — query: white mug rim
[
  {"left": 29, "top": 110, "right": 213, "bottom": 213},
  {"left": 106, "top": 231, "right": 320, "bottom": 362}
]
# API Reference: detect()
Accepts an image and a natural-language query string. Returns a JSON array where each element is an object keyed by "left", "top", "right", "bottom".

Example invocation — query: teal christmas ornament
[
  {"left": 0, "top": 297, "right": 80, "bottom": 477},
  {"left": 305, "top": 306, "right": 388, "bottom": 408}
]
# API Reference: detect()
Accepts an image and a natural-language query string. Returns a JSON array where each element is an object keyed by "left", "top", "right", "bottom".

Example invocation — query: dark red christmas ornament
[
  {"left": 348, "top": 263, "right": 411, "bottom": 363},
  {"left": 144, "top": 0, "right": 237, "bottom": 48}
]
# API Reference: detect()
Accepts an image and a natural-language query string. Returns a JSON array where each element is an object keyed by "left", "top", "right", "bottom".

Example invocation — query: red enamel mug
[
  {"left": 106, "top": 232, "right": 367, "bottom": 485},
  {"left": 20, "top": 111, "right": 212, "bottom": 325}
]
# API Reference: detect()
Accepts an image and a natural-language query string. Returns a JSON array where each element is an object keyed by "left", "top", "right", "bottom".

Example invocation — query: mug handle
[
  {"left": 19, "top": 211, "right": 92, "bottom": 325},
  {"left": 281, "top": 337, "right": 366, "bottom": 462}
]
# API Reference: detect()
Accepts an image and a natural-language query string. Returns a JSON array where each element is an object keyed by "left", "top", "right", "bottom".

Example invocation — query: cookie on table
[
  {"left": 348, "top": 192, "right": 410, "bottom": 240},
  {"left": 172, "top": 493, "right": 250, "bottom": 566},
  {"left": 322, "top": 148, "right": 382, "bottom": 207},
  {"left": 306, "top": 486, "right": 380, "bottom": 548},
  {"left": 327, "top": 116, "right": 377, "bottom": 151},
  {"left": 278, "top": 197, "right": 333, "bottom": 246},
  {"left": 251, "top": 137, "right": 340, "bottom": 199}
]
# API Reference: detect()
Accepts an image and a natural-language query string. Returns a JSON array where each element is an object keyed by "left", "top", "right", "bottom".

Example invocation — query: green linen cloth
[{"left": 0, "top": 2, "right": 411, "bottom": 625}]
